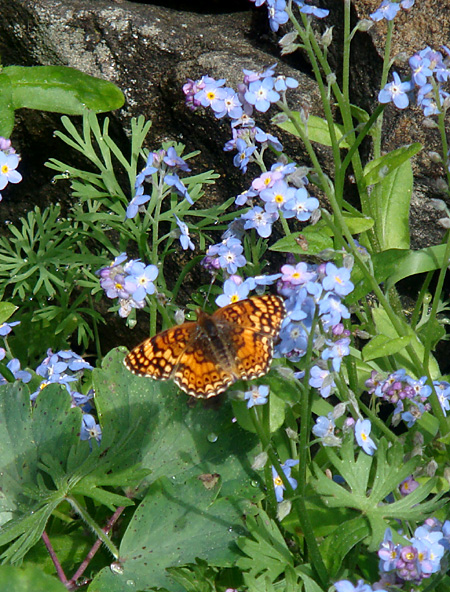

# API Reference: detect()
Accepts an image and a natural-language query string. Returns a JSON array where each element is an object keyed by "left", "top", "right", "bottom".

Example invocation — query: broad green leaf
[
  {"left": 276, "top": 113, "right": 350, "bottom": 148},
  {"left": 0, "top": 565, "right": 66, "bottom": 591},
  {"left": 371, "top": 307, "right": 440, "bottom": 378},
  {"left": 362, "top": 334, "right": 412, "bottom": 362},
  {"left": 269, "top": 227, "right": 333, "bottom": 255},
  {"left": 89, "top": 476, "right": 248, "bottom": 592},
  {"left": 371, "top": 158, "right": 412, "bottom": 249},
  {"left": 319, "top": 516, "right": 370, "bottom": 577},
  {"left": 0, "top": 72, "right": 15, "bottom": 137},
  {"left": 5, "top": 65, "right": 124, "bottom": 115},
  {"left": 93, "top": 348, "right": 259, "bottom": 488},
  {"left": 362, "top": 143, "right": 422, "bottom": 187},
  {"left": 349, "top": 245, "right": 448, "bottom": 303}
]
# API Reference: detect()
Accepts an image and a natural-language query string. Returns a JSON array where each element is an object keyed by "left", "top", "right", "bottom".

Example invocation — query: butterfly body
[{"left": 124, "top": 294, "right": 286, "bottom": 398}]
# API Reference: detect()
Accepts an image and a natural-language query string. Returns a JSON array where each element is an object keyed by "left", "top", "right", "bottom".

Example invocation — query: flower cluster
[
  {"left": 276, "top": 260, "right": 353, "bottom": 365},
  {"left": 365, "top": 369, "right": 440, "bottom": 428},
  {"left": 378, "top": 45, "right": 450, "bottom": 114},
  {"left": 249, "top": 0, "right": 329, "bottom": 32},
  {"left": 312, "top": 413, "right": 377, "bottom": 456},
  {"left": 377, "top": 522, "right": 450, "bottom": 585},
  {"left": 97, "top": 253, "right": 158, "bottom": 319},
  {"left": 126, "top": 146, "right": 193, "bottom": 220},
  {"left": 0, "top": 137, "right": 22, "bottom": 201},
  {"left": 183, "top": 64, "right": 297, "bottom": 174},
  {"left": 31, "top": 349, "right": 100, "bottom": 443}
]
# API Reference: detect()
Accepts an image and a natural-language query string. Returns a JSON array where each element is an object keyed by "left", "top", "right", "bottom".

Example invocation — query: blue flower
[
  {"left": 281, "top": 262, "right": 316, "bottom": 286},
  {"left": 321, "top": 337, "right": 351, "bottom": 372},
  {"left": 245, "top": 77, "right": 280, "bottom": 113},
  {"left": 318, "top": 293, "right": 350, "bottom": 326},
  {"left": 0, "top": 151, "right": 22, "bottom": 190},
  {"left": 164, "top": 174, "right": 194, "bottom": 204},
  {"left": 282, "top": 187, "right": 319, "bottom": 221},
  {"left": 271, "top": 459, "right": 299, "bottom": 502},
  {"left": 80, "top": 414, "right": 102, "bottom": 444},
  {"left": 174, "top": 215, "right": 194, "bottom": 250},
  {"left": 125, "top": 261, "right": 159, "bottom": 301},
  {"left": 322, "top": 262, "right": 354, "bottom": 296},
  {"left": 254, "top": 127, "right": 283, "bottom": 151},
  {"left": 0, "top": 321, "right": 20, "bottom": 336},
  {"left": 212, "top": 87, "right": 243, "bottom": 120},
  {"left": 0, "top": 358, "right": 32, "bottom": 384},
  {"left": 274, "top": 74, "right": 299, "bottom": 91},
  {"left": 260, "top": 180, "right": 295, "bottom": 213},
  {"left": 241, "top": 206, "right": 278, "bottom": 238},
  {"left": 233, "top": 138, "right": 256, "bottom": 173},
  {"left": 355, "top": 419, "right": 377, "bottom": 455},
  {"left": 244, "top": 384, "right": 269, "bottom": 408},
  {"left": 409, "top": 55, "right": 432, "bottom": 87},
  {"left": 309, "top": 365, "right": 335, "bottom": 398},
  {"left": 334, "top": 580, "right": 382, "bottom": 592},
  {"left": 370, "top": 0, "right": 400, "bottom": 21},
  {"left": 217, "top": 238, "right": 247, "bottom": 274},
  {"left": 293, "top": 0, "right": 329, "bottom": 18},
  {"left": 378, "top": 72, "right": 412, "bottom": 109},
  {"left": 126, "top": 185, "right": 151, "bottom": 219},
  {"left": 266, "top": 0, "right": 289, "bottom": 32},
  {"left": 312, "top": 413, "right": 335, "bottom": 439},
  {"left": 194, "top": 78, "right": 227, "bottom": 109},
  {"left": 163, "top": 146, "right": 191, "bottom": 172},
  {"left": 215, "top": 278, "right": 250, "bottom": 307}
]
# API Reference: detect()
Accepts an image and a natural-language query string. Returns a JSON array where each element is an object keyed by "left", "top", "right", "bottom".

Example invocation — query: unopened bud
[{"left": 252, "top": 451, "right": 268, "bottom": 471}]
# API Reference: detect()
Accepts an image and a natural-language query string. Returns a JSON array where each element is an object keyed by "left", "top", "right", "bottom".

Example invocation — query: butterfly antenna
[{"left": 202, "top": 274, "right": 216, "bottom": 310}]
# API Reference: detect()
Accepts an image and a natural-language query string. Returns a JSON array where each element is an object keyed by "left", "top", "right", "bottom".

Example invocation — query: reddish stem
[{"left": 66, "top": 506, "right": 126, "bottom": 590}]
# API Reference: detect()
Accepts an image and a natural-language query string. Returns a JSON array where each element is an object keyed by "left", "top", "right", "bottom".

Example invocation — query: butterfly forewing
[
  {"left": 124, "top": 322, "right": 198, "bottom": 379},
  {"left": 214, "top": 294, "right": 285, "bottom": 336}
]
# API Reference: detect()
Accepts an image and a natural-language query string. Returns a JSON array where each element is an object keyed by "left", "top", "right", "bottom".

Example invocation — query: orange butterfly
[{"left": 124, "top": 294, "right": 286, "bottom": 398}]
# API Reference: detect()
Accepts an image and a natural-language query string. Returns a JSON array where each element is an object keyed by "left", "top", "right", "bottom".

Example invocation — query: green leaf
[
  {"left": 349, "top": 245, "right": 449, "bottom": 302},
  {"left": 237, "top": 509, "right": 294, "bottom": 584},
  {"left": 269, "top": 228, "right": 333, "bottom": 255},
  {"left": 362, "top": 334, "right": 412, "bottom": 362},
  {"left": 0, "top": 72, "right": 15, "bottom": 137},
  {"left": 5, "top": 65, "right": 124, "bottom": 115},
  {"left": 0, "top": 565, "right": 66, "bottom": 591},
  {"left": 371, "top": 158, "right": 413, "bottom": 249},
  {"left": 371, "top": 307, "right": 440, "bottom": 378},
  {"left": 90, "top": 476, "right": 248, "bottom": 592},
  {"left": 312, "top": 438, "right": 445, "bottom": 550},
  {"left": 0, "top": 302, "right": 18, "bottom": 325},
  {"left": 319, "top": 516, "right": 370, "bottom": 577},
  {"left": 362, "top": 143, "right": 422, "bottom": 188},
  {"left": 93, "top": 348, "right": 259, "bottom": 488},
  {"left": 276, "top": 113, "right": 350, "bottom": 148}
]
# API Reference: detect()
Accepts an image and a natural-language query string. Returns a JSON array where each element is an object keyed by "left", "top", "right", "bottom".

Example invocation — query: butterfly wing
[
  {"left": 213, "top": 294, "right": 285, "bottom": 337},
  {"left": 124, "top": 322, "right": 197, "bottom": 380},
  {"left": 226, "top": 325, "right": 274, "bottom": 381}
]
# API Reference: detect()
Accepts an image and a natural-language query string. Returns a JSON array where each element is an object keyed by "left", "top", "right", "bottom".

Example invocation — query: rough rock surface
[{"left": 0, "top": 0, "right": 449, "bottom": 350}]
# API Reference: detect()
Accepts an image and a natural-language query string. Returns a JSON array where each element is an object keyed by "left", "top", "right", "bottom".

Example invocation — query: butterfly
[{"left": 124, "top": 294, "right": 286, "bottom": 398}]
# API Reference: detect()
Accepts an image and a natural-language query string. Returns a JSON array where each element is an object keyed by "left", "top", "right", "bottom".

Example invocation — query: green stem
[
  {"left": 88, "top": 293, "right": 102, "bottom": 362},
  {"left": 250, "top": 407, "right": 328, "bottom": 586},
  {"left": 66, "top": 496, "right": 119, "bottom": 559}
]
